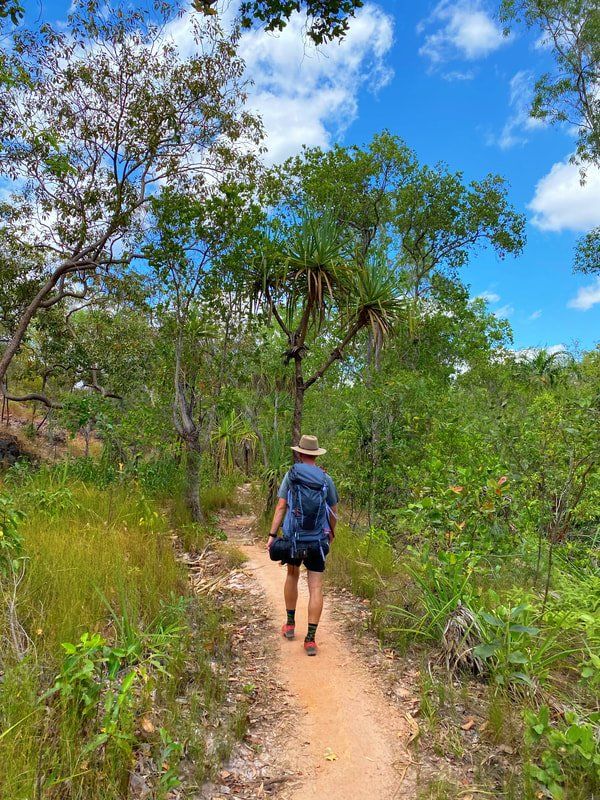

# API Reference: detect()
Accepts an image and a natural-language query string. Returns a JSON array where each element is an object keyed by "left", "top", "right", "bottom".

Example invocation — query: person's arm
[{"left": 267, "top": 497, "right": 287, "bottom": 551}]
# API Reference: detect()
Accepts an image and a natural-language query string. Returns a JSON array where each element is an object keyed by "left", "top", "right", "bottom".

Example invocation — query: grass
[
  {"left": 319, "top": 512, "right": 600, "bottom": 799},
  {"left": 326, "top": 523, "right": 399, "bottom": 599},
  {"left": 0, "top": 463, "right": 248, "bottom": 800}
]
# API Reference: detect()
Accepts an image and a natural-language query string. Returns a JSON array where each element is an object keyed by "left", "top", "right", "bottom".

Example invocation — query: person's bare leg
[
  {"left": 284, "top": 564, "right": 300, "bottom": 613},
  {"left": 307, "top": 570, "right": 324, "bottom": 625}
]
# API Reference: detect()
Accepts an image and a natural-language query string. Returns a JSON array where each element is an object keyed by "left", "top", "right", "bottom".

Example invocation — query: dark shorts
[
  {"left": 284, "top": 551, "right": 327, "bottom": 573},
  {"left": 283, "top": 539, "right": 329, "bottom": 573}
]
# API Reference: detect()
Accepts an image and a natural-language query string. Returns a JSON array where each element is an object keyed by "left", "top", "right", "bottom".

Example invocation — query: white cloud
[
  {"left": 514, "top": 344, "right": 567, "bottom": 361},
  {"left": 418, "top": 0, "right": 508, "bottom": 66},
  {"left": 568, "top": 277, "right": 600, "bottom": 311},
  {"left": 529, "top": 157, "right": 600, "bottom": 232},
  {"left": 442, "top": 69, "right": 475, "bottom": 81},
  {"left": 475, "top": 290, "right": 501, "bottom": 303},
  {"left": 236, "top": 4, "right": 394, "bottom": 163},
  {"left": 179, "top": 4, "right": 393, "bottom": 164},
  {"left": 163, "top": 3, "right": 394, "bottom": 165},
  {"left": 528, "top": 309, "right": 542, "bottom": 320},
  {"left": 494, "top": 70, "right": 545, "bottom": 149},
  {"left": 495, "top": 303, "right": 514, "bottom": 318}
]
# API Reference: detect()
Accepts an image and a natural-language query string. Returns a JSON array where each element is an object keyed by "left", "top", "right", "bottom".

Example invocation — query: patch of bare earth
[
  {"left": 326, "top": 587, "right": 523, "bottom": 796},
  {"left": 174, "top": 539, "right": 297, "bottom": 798},
  {"left": 212, "top": 488, "right": 417, "bottom": 800}
]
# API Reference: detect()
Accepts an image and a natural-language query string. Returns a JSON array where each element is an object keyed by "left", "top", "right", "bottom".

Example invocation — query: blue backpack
[{"left": 282, "top": 463, "right": 332, "bottom": 559}]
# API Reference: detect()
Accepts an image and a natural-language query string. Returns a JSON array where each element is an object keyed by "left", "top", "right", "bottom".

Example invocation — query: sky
[{"left": 17, "top": 0, "right": 600, "bottom": 351}]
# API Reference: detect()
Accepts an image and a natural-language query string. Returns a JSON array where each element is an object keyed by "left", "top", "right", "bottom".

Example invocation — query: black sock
[
  {"left": 305, "top": 623, "right": 318, "bottom": 642},
  {"left": 286, "top": 609, "right": 296, "bottom": 626}
]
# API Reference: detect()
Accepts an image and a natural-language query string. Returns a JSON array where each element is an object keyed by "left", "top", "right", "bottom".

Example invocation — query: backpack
[{"left": 282, "top": 463, "right": 332, "bottom": 560}]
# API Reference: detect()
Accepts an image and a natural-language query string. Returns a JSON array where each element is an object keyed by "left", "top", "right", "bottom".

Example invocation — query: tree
[
  {"left": 261, "top": 135, "right": 525, "bottom": 444},
  {"left": 237, "top": 0, "right": 364, "bottom": 44},
  {"left": 144, "top": 185, "right": 261, "bottom": 521},
  {"left": 273, "top": 134, "right": 526, "bottom": 301},
  {"left": 256, "top": 211, "right": 404, "bottom": 444},
  {"left": 0, "top": 2, "right": 260, "bottom": 407},
  {"left": 574, "top": 227, "right": 600, "bottom": 273},
  {"left": 500, "top": 1, "right": 599, "bottom": 168}
]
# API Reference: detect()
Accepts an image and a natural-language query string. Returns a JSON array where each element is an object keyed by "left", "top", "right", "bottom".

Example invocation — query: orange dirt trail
[{"left": 223, "top": 511, "right": 414, "bottom": 800}]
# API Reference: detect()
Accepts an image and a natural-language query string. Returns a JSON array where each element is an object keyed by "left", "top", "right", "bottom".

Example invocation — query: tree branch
[
  {"left": 0, "top": 382, "right": 63, "bottom": 409},
  {"left": 303, "top": 318, "right": 363, "bottom": 390}
]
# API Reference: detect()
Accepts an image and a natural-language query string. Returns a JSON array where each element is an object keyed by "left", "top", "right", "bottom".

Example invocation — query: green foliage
[
  {"left": 500, "top": 0, "right": 599, "bottom": 167},
  {"left": 388, "top": 547, "right": 478, "bottom": 642},
  {"left": 238, "top": 0, "right": 363, "bottom": 44},
  {"left": 574, "top": 225, "right": 600, "bottom": 274},
  {"left": 525, "top": 705, "right": 600, "bottom": 799},
  {"left": 0, "top": 493, "right": 24, "bottom": 573},
  {"left": 474, "top": 604, "right": 541, "bottom": 692},
  {"left": 0, "top": 467, "right": 248, "bottom": 799}
]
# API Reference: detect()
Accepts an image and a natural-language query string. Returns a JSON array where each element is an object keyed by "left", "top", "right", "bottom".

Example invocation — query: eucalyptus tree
[
  {"left": 0, "top": 1, "right": 261, "bottom": 408},
  {"left": 144, "top": 185, "right": 261, "bottom": 521},
  {"left": 275, "top": 134, "right": 526, "bottom": 305},
  {"left": 500, "top": 0, "right": 599, "bottom": 168},
  {"left": 237, "top": 0, "right": 363, "bottom": 43},
  {"left": 500, "top": 1, "right": 599, "bottom": 275}
]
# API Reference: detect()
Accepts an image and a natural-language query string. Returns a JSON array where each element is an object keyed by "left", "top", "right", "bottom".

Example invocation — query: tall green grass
[{"left": 0, "top": 463, "right": 245, "bottom": 799}]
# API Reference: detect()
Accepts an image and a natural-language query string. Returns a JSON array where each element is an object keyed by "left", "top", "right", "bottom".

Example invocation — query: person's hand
[{"left": 267, "top": 534, "right": 276, "bottom": 551}]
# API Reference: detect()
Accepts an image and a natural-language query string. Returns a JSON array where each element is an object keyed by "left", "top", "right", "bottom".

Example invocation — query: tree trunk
[
  {"left": 184, "top": 437, "right": 205, "bottom": 524},
  {"left": 292, "top": 358, "right": 304, "bottom": 446}
]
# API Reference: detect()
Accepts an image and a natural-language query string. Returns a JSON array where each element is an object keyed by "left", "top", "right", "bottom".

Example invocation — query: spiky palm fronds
[
  {"left": 211, "top": 411, "right": 257, "bottom": 477},
  {"left": 282, "top": 212, "right": 348, "bottom": 329},
  {"left": 346, "top": 257, "right": 405, "bottom": 349}
]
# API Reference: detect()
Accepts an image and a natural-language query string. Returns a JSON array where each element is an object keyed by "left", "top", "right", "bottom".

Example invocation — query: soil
[{"left": 218, "top": 500, "right": 417, "bottom": 800}]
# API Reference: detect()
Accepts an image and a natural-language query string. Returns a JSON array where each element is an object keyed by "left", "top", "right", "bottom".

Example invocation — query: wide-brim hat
[{"left": 291, "top": 434, "right": 327, "bottom": 456}]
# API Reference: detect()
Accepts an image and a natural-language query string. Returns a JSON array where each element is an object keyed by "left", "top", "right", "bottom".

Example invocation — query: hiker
[{"left": 267, "top": 435, "right": 338, "bottom": 656}]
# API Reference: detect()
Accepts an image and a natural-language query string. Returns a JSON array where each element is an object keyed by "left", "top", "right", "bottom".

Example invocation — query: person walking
[{"left": 267, "top": 435, "right": 338, "bottom": 656}]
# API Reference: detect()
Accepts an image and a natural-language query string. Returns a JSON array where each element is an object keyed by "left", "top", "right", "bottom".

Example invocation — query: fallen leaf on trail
[
  {"left": 478, "top": 721, "right": 489, "bottom": 732},
  {"left": 461, "top": 717, "right": 476, "bottom": 731},
  {"left": 140, "top": 717, "right": 155, "bottom": 734},
  {"left": 323, "top": 748, "right": 337, "bottom": 761},
  {"left": 404, "top": 713, "right": 420, "bottom": 744},
  {"left": 498, "top": 744, "right": 514, "bottom": 755}
]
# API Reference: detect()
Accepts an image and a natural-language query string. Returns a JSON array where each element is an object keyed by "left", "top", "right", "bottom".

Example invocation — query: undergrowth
[
  {"left": 324, "top": 517, "right": 599, "bottom": 800},
  {"left": 0, "top": 460, "right": 246, "bottom": 799}
]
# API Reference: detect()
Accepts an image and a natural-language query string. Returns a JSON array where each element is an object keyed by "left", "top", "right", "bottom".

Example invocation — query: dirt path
[{"left": 221, "top": 507, "right": 415, "bottom": 800}]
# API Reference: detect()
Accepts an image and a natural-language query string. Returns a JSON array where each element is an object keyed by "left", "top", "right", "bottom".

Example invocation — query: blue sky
[
  {"left": 18, "top": 0, "right": 600, "bottom": 351},
  {"left": 343, "top": 1, "right": 599, "bottom": 353}
]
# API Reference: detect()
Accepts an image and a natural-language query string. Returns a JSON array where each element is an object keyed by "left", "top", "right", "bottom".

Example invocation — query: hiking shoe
[
  {"left": 304, "top": 640, "right": 318, "bottom": 656},
  {"left": 281, "top": 623, "right": 295, "bottom": 640}
]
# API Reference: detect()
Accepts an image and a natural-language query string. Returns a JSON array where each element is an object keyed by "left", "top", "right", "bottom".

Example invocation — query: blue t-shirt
[{"left": 277, "top": 466, "right": 339, "bottom": 505}]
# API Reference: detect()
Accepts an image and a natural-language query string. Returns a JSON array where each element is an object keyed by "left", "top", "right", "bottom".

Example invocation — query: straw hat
[{"left": 291, "top": 434, "right": 327, "bottom": 456}]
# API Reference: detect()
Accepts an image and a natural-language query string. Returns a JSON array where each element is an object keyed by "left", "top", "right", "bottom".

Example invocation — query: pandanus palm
[
  {"left": 211, "top": 411, "right": 257, "bottom": 478},
  {"left": 259, "top": 211, "right": 403, "bottom": 444}
]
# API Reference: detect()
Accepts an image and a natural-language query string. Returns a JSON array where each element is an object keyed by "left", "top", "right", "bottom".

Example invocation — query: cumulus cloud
[
  {"left": 417, "top": 0, "right": 508, "bottom": 66},
  {"left": 568, "top": 277, "right": 600, "bottom": 311},
  {"left": 475, "top": 290, "right": 501, "bottom": 303},
  {"left": 493, "top": 70, "right": 545, "bottom": 149},
  {"left": 529, "top": 157, "right": 600, "bottom": 232},
  {"left": 495, "top": 303, "right": 514, "bottom": 318},
  {"left": 165, "top": 3, "right": 394, "bottom": 165},
  {"left": 237, "top": 4, "right": 394, "bottom": 162}
]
